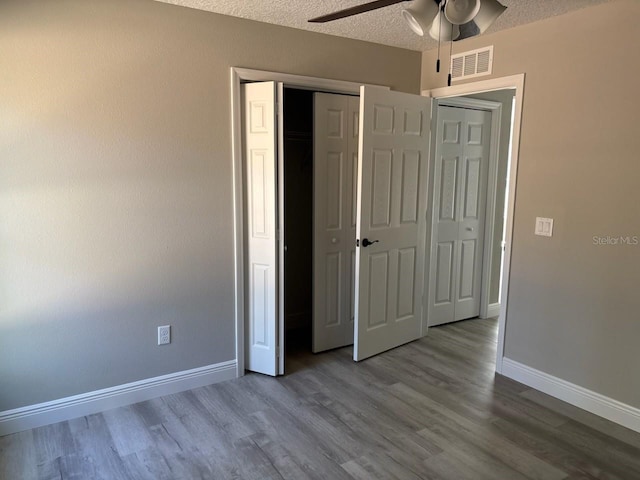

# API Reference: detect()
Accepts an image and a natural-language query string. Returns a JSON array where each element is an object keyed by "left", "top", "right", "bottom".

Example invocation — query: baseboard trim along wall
[
  {"left": 487, "top": 303, "right": 501, "bottom": 318},
  {"left": 502, "top": 357, "right": 640, "bottom": 434},
  {"left": 0, "top": 360, "right": 237, "bottom": 436}
]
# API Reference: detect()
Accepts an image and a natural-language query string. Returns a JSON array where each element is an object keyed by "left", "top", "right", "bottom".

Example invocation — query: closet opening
[
  {"left": 281, "top": 87, "right": 360, "bottom": 372},
  {"left": 282, "top": 88, "right": 314, "bottom": 358}
]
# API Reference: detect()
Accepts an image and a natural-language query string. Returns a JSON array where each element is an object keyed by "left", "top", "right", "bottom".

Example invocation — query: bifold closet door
[
  {"left": 313, "top": 93, "right": 359, "bottom": 353},
  {"left": 242, "top": 81, "right": 282, "bottom": 375}
]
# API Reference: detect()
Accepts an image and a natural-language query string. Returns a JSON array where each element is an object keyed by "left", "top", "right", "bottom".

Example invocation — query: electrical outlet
[{"left": 158, "top": 325, "right": 171, "bottom": 345}]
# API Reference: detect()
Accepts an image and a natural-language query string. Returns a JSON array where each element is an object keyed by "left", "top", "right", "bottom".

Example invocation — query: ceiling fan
[{"left": 309, "top": 0, "right": 507, "bottom": 42}]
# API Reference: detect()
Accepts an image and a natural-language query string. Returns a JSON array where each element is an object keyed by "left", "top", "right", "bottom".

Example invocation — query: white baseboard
[
  {"left": 0, "top": 360, "right": 237, "bottom": 436},
  {"left": 502, "top": 357, "right": 640, "bottom": 434},
  {"left": 487, "top": 303, "right": 501, "bottom": 318}
]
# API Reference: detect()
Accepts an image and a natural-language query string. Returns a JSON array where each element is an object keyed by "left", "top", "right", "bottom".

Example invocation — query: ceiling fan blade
[
  {"left": 309, "top": 0, "right": 410, "bottom": 23},
  {"left": 455, "top": 21, "right": 480, "bottom": 41}
]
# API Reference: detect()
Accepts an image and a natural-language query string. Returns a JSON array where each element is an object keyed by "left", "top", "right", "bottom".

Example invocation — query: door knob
[
  {"left": 361, "top": 238, "right": 379, "bottom": 247},
  {"left": 466, "top": 227, "right": 474, "bottom": 231}
]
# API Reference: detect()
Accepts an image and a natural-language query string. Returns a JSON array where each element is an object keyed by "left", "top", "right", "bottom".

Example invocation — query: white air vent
[{"left": 450, "top": 46, "right": 493, "bottom": 81}]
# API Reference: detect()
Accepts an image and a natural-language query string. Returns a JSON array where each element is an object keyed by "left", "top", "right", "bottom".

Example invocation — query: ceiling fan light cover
[
  {"left": 474, "top": 0, "right": 507, "bottom": 33},
  {"left": 429, "top": 11, "right": 460, "bottom": 41},
  {"left": 401, "top": 0, "right": 439, "bottom": 36},
  {"left": 444, "top": 0, "right": 481, "bottom": 25}
]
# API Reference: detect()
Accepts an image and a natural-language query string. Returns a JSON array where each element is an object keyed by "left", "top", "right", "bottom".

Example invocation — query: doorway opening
[
  {"left": 232, "top": 69, "right": 370, "bottom": 377},
  {"left": 424, "top": 74, "right": 525, "bottom": 374},
  {"left": 240, "top": 80, "right": 364, "bottom": 375},
  {"left": 281, "top": 88, "right": 362, "bottom": 369},
  {"left": 427, "top": 91, "right": 516, "bottom": 328},
  {"left": 241, "top": 82, "right": 432, "bottom": 374},
  {"left": 280, "top": 87, "right": 314, "bottom": 356}
]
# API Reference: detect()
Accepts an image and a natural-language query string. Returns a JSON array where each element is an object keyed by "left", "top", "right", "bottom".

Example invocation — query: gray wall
[
  {"left": 423, "top": 0, "right": 640, "bottom": 407},
  {"left": 465, "top": 90, "right": 515, "bottom": 306},
  {"left": 0, "top": 0, "right": 420, "bottom": 411}
]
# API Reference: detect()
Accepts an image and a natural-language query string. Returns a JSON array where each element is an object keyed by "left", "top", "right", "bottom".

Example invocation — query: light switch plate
[{"left": 535, "top": 217, "right": 554, "bottom": 237}]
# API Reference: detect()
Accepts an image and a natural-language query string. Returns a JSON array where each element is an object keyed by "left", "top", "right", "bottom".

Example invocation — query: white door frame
[
  {"left": 431, "top": 96, "right": 503, "bottom": 321},
  {"left": 231, "top": 67, "right": 390, "bottom": 376},
  {"left": 423, "top": 73, "right": 525, "bottom": 374}
]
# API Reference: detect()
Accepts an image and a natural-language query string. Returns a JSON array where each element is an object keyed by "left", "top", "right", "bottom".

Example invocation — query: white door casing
[
  {"left": 313, "top": 93, "right": 359, "bottom": 353},
  {"left": 354, "top": 86, "right": 431, "bottom": 361},
  {"left": 242, "top": 81, "right": 279, "bottom": 376},
  {"left": 428, "top": 105, "right": 492, "bottom": 326}
]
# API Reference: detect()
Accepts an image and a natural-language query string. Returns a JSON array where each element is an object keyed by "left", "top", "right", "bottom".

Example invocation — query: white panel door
[
  {"left": 354, "top": 86, "right": 431, "bottom": 361},
  {"left": 429, "top": 105, "right": 491, "bottom": 326},
  {"left": 313, "top": 93, "right": 359, "bottom": 353},
  {"left": 242, "top": 81, "right": 279, "bottom": 376}
]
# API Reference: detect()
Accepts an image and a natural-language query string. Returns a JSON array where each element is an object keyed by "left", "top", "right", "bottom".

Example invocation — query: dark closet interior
[{"left": 283, "top": 88, "right": 314, "bottom": 354}]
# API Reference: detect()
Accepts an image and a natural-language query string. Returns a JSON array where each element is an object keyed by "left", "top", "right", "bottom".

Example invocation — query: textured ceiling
[{"left": 155, "top": 0, "right": 612, "bottom": 51}]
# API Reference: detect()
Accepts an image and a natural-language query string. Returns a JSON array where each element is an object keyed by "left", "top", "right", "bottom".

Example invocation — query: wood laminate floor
[{"left": 2, "top": 317, "right": 640, "bottom": 479}]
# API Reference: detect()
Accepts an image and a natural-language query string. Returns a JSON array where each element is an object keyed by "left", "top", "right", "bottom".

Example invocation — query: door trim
[
  {"left": 434, "top": 96, "right": 503, "bottom": 321},
  {"left": 423, "top": 73, "right": 525, "bottom": 375},
  {"left": 231, "top": 67, "right": 390, "bottom": 376}
]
